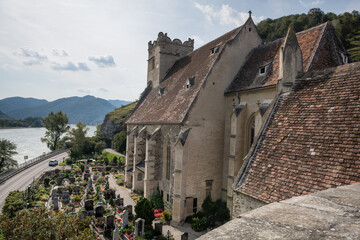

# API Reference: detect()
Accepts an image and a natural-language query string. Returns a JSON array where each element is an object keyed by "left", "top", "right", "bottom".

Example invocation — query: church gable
[
  {"left": 234, "top": 62, "right": 360, "bottom": 203},
  {"left": 225, "top": 22, "right": 346, "bottom": 94}
]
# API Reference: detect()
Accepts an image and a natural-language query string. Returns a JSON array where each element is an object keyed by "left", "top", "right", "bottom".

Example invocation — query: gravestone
[
  {"left": 113, "top": 225, "right": 120, "bottom": 240},
  {"left": 95, "top": 203, "right": 104, "bottom": 218},
  {"left": 59, "top": 173, "right": 65, "bottom": 179},
  {"left": 114, "top": 198, "right": 123, "bottom": 206},
  {"left": 121, "top": 210, "right": 129, "bottom": 228},
  {"left": 74, "top": 185, "right": 80, "bottom": 194},
  {"left": 44, "top": 178, "right": 50, "bottom": 187},
  {"left": 62, "top": 191, "right": 70, "bottom": 204},
  {"left": 51, "top": 189, "right": 57, "bottom": 200},
  {"left": 134, "top": 218, "right": 145, "bottom": 238},
  {"left": 124, "top": 205, "right": 132, "bottom": 216},
  {"left": 65, "top": 169, "right": 71, "bottom": 174},
  {"left": 55, "top": 169, "right": 60, "bottom": 174},
  {"left": 105, "top": 215, "right": 115, "bottom": 230},
  {"left": 93, "top": 174, "right": 99, "bottom": 180},
  {"left": 155, "top": 222, "right": 163, "bottom": 236},
  {"left": 81, "top": 210, "right": 87, "bottom": 220},
  {"left": 56, "top": 178, "right": 62, "bottom": 186},
  {"left": 53, "top": 197, "right": 59, "bottom": 210},
  {"left": 85, "top": 199, "right": 94, "bottom": 211},
  {"left": 181, "top": 232, "right": 188, "bottom": 240},
  {"left": 88, "top": 178, "right": 93, "bottom": 189},
  {"left": 69, "top": 176, "right": 75, "bottom": 184}
]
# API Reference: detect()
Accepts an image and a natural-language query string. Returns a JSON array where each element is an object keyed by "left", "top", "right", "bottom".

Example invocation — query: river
[{"left": 0, "top": 125, "right": 97, "bottom": 164}]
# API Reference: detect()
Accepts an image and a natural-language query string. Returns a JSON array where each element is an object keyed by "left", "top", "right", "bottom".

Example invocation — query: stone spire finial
[{"left": 248, "top": 10, "right": 252, "bottom": 18}]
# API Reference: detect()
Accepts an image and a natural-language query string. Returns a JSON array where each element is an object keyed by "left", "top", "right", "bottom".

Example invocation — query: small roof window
[
  {"left": 211, "top": 46, "right": 220, "bottom": 54},
  {"left": 158, "top": 88, "right": 165, "bottom": 96},
  {"left": 259, "top": 66, "right": 266, "bottom": 75},
  {"left": 186, "top": 77, "right": 195, "bottom": 88}
]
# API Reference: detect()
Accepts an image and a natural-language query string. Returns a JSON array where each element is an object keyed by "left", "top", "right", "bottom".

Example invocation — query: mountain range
[{"left": 0, "top": 96, "right": 131, "bottom": 125}]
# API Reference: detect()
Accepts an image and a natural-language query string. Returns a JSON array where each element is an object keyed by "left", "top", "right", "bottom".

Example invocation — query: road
[
  {"left": 0, "top": 152, "right": 69, "bottom": 211},
  {"left": 104, "top": 148, "right": 125, "bottom": 157}
]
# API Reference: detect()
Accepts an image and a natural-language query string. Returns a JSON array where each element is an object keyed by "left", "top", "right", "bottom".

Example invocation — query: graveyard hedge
[{"left": 2, "top": 190, "right": 25, "bottom": 218}]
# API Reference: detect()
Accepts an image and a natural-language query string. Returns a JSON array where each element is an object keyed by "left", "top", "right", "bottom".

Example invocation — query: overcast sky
[{"left": 0, "top": 0, "right": 358, "bottom": 101}]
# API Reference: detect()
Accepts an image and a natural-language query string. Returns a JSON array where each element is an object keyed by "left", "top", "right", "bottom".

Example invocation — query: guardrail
[{"left": 0, "top": 148, "right": 68, "bottom": 184}]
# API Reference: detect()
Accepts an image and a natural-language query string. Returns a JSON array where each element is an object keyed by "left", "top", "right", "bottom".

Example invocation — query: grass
[{"left": 107, "top": 101, "right": 137, "bottom": 122}]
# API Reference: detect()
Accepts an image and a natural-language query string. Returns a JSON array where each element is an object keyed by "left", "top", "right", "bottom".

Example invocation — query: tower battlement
[{"left": 148, "top": 32, "right": 194, "bottom": 50}]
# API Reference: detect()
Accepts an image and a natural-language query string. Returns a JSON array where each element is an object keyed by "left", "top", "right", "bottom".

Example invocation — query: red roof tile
[
  {"left": 226, "top": 22, "right": 345, "bottom": 93},
  {"left": 236, "top": 63, "right": 360, "bottom": 203},
  {"left": 126, "top": 26, "right": 243, "bottom": 124}
]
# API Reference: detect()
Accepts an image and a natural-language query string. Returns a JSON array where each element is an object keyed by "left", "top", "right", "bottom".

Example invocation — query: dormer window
[
  {"left": 186, "top": 77, "right": 195, "bottom": 88},
  {"left": 211, "top": 46, "right": 219, "bottom": 54},
  {"left": 158, "top": 88, "right": 165, "bottom": 96},
  {"left": 340, "top": 52, "right": 348, "bottom": 64},
  {"left": 259, "top": 66, "right": 266, "bottom": 75}
]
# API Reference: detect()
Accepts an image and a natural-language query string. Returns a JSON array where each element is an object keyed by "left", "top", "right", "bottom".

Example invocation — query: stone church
[{"left": 125, "top": 12, "right": 356, "bottom": 223}]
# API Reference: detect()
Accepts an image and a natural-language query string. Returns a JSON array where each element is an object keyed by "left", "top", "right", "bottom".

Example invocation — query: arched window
[
  {"left": 247, "top": 115, "right": 256, "bottom": 153},
  {"left": 166, "top": 145, "right": 171, "bottom": 180}
]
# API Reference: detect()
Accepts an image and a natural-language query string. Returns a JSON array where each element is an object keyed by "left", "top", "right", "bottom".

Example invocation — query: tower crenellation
[{"left": 147, "top": 32, "right": 194, "bottom": 88}]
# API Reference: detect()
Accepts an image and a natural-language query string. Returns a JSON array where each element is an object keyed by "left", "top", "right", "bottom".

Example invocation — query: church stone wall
[{"left": 232, "top": 191, "right": 266, "bottom": 217}]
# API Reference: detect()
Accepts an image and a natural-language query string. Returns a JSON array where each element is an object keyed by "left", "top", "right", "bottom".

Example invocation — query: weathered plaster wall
[
  {"left": 181, "top": 19, "right": 262, "bottom": 219},
  {"left": 232, "top": 191, "right": 266, "bottom": 217}
]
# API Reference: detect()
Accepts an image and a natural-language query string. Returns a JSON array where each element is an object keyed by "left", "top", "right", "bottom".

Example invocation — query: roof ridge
[{"left": 304, "top": 22, "right": 329, "bottom": 71}]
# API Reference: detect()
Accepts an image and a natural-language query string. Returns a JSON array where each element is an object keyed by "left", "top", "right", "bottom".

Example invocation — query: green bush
[
  {"left": 144, "top": 229, "right": 155, "bottom": 239},
  {"left": 65, "top": 158, "right": 73, "bottom": 165},
  {"left": 2, "top": 191, "right": 25, "bottom": 218},
  {"left": 116, "top": 179, "right": 124, "bottom": 186},
  {"left": 50, "top": 180, "right": 56, "bottom": 185},
  {"left": 149, "top": 194, "right": 164, "bottom": 210},
  {"left": 134, "top": 197, "right": 154, "bottom": 226},
  {"left": 191, "top": 217, "right": 208, "bottom": 232},
  {"left": 106, "top": 166, "right": 112, "bottom": 171}
]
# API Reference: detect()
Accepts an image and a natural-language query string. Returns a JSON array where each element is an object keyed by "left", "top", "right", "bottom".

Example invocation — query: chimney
[
  {"left": 278, "top": 26, "right": 303, "bottom": 93},
  {"left": 147, "top": 32, "right": 194, "bottom": 88}
]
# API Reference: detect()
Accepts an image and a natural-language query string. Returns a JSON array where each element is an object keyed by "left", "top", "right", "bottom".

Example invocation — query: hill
[
  {"left": 256, "top": 8, "right": 360, "bottom": 61},
  {"left": 0, "top": 96, "right": 128, "bottom": 125},
  {"left": 0, "top": 97, "right": 48, "bottom": 114},
  {"left": 107, "top": 99, "right": 132, "bottom": 108},
  {"left": 0, "top": 110, "right": 11, "bottom": 120}
]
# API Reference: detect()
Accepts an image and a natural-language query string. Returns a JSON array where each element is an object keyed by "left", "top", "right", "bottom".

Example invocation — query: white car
[{"left": 49, "top": 160, "right": 58, "bottom": 166}]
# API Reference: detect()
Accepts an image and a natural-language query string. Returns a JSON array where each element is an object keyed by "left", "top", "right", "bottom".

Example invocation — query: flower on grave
[{"left": 97, "top": 226, "right": 100, "bottom": 230}]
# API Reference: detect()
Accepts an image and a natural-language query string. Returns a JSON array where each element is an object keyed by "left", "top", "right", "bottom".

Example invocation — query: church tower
[{"left": 147, "top": 33, "right": 194, "bottom": 88}]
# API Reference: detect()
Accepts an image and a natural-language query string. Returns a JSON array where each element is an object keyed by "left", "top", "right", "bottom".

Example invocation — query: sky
[{"left": 0, "top": 0, "right": 359, "bottom": 101}]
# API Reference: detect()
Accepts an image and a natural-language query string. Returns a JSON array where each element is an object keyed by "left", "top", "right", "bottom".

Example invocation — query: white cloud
[
  {"left": 13, "top": 48, "right": 48, "bottom": 65},
  {"left": 77, "top": 88, "right": 91, "bottom": 93},
  {"left": 194, "top": 2, "right": 264, "bottom": 26},
  {"left": 299, "top": 0, "right": 324, "bottom": 8},
  {"left": 89, "top": 55, "right": 116, "bottom": 68},
  {"left": 52, "top": 49, "right": 68, "bottom": 57},
  {"left": 191, "top": 35, "right": 205, "bottom": 47},
  {"left": 51, "top": 61, "right": 90, "bottom": 71},
  {"left": 98, "top": 88, "right": 108, "bottom": 92}
]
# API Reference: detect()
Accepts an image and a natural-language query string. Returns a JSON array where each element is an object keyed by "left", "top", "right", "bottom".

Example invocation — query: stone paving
[{"left": 199, "top": 183, "right": 360, "bottom": 240}]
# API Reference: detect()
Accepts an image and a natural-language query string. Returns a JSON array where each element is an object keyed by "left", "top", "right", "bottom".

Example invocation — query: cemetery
[{"left": 0, "top": 154, "right": 181, "bottom": 240}]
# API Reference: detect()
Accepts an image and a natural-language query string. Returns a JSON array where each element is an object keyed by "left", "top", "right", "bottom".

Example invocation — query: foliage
[
  {"left": 41, "top": 111, "right": 70, "bottom": 151},
  {"left": 116, "top": 179, "right": 124, "bottom": 186},
  {"left": 0, "top": 138, "right": 18, "bottom": 172},
  {"left": 160, "top": 209, "right": 172, "bottom": 223},
  {"left": 0, "top": 116, "right": 45, "bottom": 128},
  {"left": 134, "top": 197, "right": 155, "bottom": 226},
  {"left": 191, "top": 217, "right": 208, "bottom": 232},
  {"left": 149, "top": 194, "right": 164, "bottom": 210},
  {"left": 94, "top": 141, "right": 106, "bottom": 154},
  {"left": 2, "top": 190, "right": 25, "bottom": 218},
  {"left": 68, "top": 122, "right": 89, "bottom": 159},
  {"left": 111, "top": 131, "right": 127, "bottom": 154},
  {"left": 0, "top": 208, "right": 95, "bottom": 239},
  {"left": 107, "top": 101, "right": 137, "bottom": 122},
  {"left": 256, "top": 9, "right": 360, "bottom": 61}
]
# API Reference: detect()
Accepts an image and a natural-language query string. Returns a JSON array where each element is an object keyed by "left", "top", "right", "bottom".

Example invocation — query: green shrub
[
  {"left": 191, "top": 217, "right": 207, "bottom": 232},
  {"left": 2, "top": 191, "right": 25, "bottom": 218},
  {"left": 97, "top": 177, "right": 106, "bottom": 185},
  {"left": 134, "top": 197, "right": 154, "bottom": 226},
  {"left": 215, "top": 199, "right": 230, "bottom": 223},
  {"left": 105, "top": 166, "right": 112, "bottom": 171},
  {"left": 65, "top": 158, "right": 73, "bottom": 165},
  {"left": 149, "top": 194, "right": 164, "bottom": 210},
  {"left": 116, "top": 179, "right": 124, "bottom": 186},
  {"left": 104, "top": 157, "right": 109, "bottom": 165},
  {"left": 49, "top": 180, "right": 56, "bottom": 185},
  {"left": 144, "top": 229, "right": 155, "bottom": 240}
]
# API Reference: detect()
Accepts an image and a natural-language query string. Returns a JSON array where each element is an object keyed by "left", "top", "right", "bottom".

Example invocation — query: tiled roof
[
  {"left": 126, "top": 26, "right": 243, "bottom": 124},
  {"left": 236, "top": 63, "right": 360, "bottom": 203},
  {"left": 226, "top": 22, "right": 345, "bottom": 93}
]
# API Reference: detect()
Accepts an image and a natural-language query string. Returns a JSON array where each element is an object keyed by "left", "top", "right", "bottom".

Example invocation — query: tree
[
  {"left": 111, "top": 131, "right": 127, "bottom": 154},
  {"left": 0, "top": 139, "right": 18, "bottom": 173},
  {"left": 68, "top": 121, "right": 88, "bottom": 159},
  {"left": 41, "top": 111, "right": 70, "bottom": 151},
  {"left": 134, "top": 197, "right": 155, "bottom": 226}
]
